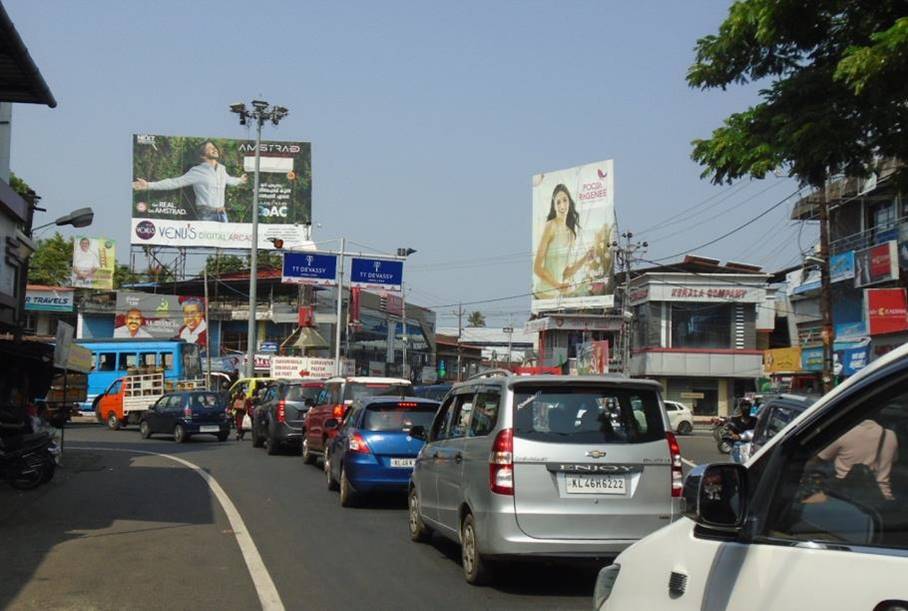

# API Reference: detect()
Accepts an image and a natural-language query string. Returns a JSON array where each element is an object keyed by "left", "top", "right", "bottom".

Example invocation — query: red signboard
[
  {"left": 865, "top": 288, "right": 908, "bottom": 335},
  {"left": 855, "top": 241, "right": 899, "bottom": 287}
]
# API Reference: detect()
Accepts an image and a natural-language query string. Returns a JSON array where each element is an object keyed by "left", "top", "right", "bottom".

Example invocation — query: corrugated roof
[{"left": 0, "top": 4, "right": 56, "bottom": 107}]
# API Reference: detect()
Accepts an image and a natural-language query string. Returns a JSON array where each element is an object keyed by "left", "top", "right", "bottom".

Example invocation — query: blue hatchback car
[{"left": 324, "top": 396, "right": 439, "bottom": 507}]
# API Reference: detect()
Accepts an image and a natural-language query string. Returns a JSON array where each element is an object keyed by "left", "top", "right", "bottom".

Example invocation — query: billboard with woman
[{"left": 531, "top": 160, "right": 616, "bottom": 312}]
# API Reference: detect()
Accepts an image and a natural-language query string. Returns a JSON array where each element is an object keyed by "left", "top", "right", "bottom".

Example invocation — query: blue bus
[{"left": 76, "top": 339, "right": 203, "bottom": 412}]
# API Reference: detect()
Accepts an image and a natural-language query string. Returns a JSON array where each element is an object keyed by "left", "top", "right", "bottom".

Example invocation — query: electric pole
[
  {"left": 611, "top": 232, "right": 647, "bottom": 376},
  {"left": 818, "top": 184, "right": 835, "bottom": 393},
  {"left": 455, "top": 303, "right": 464, "bottom": 381}
]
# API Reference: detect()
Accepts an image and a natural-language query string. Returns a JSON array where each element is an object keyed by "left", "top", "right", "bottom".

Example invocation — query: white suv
[{"left": 595, "top": 344, "right": 908, "bottom": 610}]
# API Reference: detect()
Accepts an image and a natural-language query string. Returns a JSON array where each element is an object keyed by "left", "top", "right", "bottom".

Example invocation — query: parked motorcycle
[{"left": 0, "top": 431, "right": 54, "bottom": 490}]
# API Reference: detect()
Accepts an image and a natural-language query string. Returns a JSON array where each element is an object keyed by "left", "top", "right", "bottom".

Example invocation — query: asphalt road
[{"left": 1, "top": 423, "right": 726, "bottom": 611}]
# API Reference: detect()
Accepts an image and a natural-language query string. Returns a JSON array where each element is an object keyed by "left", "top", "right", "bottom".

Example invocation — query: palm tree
[{"left": 467, "top": 311, "right": 486, "bottom": 327}]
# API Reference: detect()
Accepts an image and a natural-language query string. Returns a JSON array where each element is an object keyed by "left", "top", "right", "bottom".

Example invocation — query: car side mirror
[
  {"left": 682, "top": 463, "right": 748, "bottom": 530},
  {"left": 408, "top": 425, "right": 427, "bottom": 441},
  {"left": 324, "top": 418, "right": 339, "bottom": 430}
]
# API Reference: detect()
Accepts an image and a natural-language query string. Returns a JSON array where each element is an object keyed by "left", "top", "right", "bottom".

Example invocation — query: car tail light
[
  {"left": 489, "top": 428, "right": 514, "bottom": 495},
  {"left": 183, "top": 406, "right": 192, "bottom": 420},
  {"left": 349, "top": 432, "right": 371, "bottom": 454},
  {"left": 397, "top": 402, "right": 418, "bottom": 408},
  {"left": 332, "top": 404, "right": 346, "bottom": 420},
  {"left": 666, "top": 432, "right": 683, "bottom": 498},
  {"left": 277, "top": 400, "right": 286, "bottom": 423}
]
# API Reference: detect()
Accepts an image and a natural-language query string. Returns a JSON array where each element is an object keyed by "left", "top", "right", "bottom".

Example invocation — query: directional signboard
[
  {"left": 349, "top": 257, "right": 403, "bottom": 291},
  {"left": 282, "top": 251, "right": 338, "bottom": 286}
]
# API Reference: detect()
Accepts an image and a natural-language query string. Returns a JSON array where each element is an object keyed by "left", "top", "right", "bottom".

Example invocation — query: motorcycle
[
  {"left": 0, "top": 430, "right": 54, "bottom": 490},
  {"left": 710, "top": 416, "right": 728, "bottom": 444},
  {"left": 730, "top": 429, "right": 754, "bottom": 464}
]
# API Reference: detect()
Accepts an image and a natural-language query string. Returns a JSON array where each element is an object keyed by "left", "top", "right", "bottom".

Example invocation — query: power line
[{"left": 635, "top": 181, "right": 752, "bottom": 235}]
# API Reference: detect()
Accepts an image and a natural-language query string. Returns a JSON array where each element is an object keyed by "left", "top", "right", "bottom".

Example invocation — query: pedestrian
[{"left": 232, "top": 389, "right": 249, "bottom": 441}]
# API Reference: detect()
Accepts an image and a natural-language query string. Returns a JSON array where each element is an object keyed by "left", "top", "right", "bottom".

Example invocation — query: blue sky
[{"left": 7, "top": 0, "right": 813, "bottom": 325}]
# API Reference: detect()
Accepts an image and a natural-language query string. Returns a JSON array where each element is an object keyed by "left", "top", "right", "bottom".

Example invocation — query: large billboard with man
[
  {"left": 531, "top": 160, "right": 617, "bottom": 313},
  {"left": 71, "top": 237, "right": 116, "bottom": 290},
  {"left": 131, "top": 134, "right": 312, "bottom": 249},
  {"left": 115, "top": 291, "right": 208, "bottom": 347}
]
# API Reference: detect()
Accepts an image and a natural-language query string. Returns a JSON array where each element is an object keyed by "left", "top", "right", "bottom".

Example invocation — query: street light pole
[{"left": 230, "top": 101, "right": 288, "bottom": 378}]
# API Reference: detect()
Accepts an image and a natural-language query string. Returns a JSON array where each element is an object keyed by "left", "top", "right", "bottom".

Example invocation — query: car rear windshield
[
  {"left": 192, "top": 393, "right": 222, "bottom": 409},
  {"left": 346, "top": 383, "right": 410, "bottom": 402},
  {"left": 285, "top": 385, "right": 323, "bottom": 402},
  {"left": 362, "top": 404, "right": 437, "bottom": 432},
  {"left": 513, "top": 386, "right": 665, "bottom": 444}
]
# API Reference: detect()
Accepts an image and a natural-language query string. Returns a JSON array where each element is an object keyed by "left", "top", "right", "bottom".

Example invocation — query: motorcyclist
[{"left": 725, "top": 400, "right": 757, "bottom": 440}]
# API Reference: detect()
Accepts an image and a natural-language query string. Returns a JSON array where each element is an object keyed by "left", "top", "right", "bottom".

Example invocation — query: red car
[{"left": 302, "top": 376, "right": 411, "bottom": 465}]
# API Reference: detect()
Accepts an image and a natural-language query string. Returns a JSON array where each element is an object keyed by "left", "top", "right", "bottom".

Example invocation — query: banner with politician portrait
[
  {"left": 131, "top": 134, "right": 312, "bottom": 249},
  {"left": 71, "top": 237, "right": 116, "bottom": 290},
  {"left": 531, "top": 160, "right": 617, "bottom": 313},
  {"left": 114, "top": 291, "right": 208, "bottom": 347}
]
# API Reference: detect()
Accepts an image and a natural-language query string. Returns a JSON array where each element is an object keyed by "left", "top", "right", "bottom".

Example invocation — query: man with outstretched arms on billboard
[{"left": 132, "top": 140, "right": 247, "bottom": 222}]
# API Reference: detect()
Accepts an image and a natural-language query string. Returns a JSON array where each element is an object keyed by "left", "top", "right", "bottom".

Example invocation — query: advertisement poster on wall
[
  {"left": 71, "top": 237, "right": 116, "bottom": 289},
  {"left": 531, "top": 160, "right": 617, "bottom": 313},
  {"left": 114, "top": 291, "right": 208, "bottom": 346},
  {"left": 865, "top": 288, "right": 908, "bottom": 335},
  {"left": 854, "top": 241, "right": 899, "bottom": 287},
  {"left": 131, "top": 134, "right": 312, "bottom": 249}
]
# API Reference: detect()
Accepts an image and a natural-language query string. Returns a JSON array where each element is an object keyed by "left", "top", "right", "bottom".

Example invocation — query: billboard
[
  {"left": 281, "top": 251, "right": 337, "bottom": 286},
  {"left": 115, "top": 291, "right": 208, "bottom": 346},
  {"left": 855, "top": 241, "right": 899, "bottom": 287},
  {"left": 25, "top": 286, "right": 74, "bottom": 312},
  {"left": 131, "top": 134, "right": 312, "bottom": 249},
  {"left": 532, "top": 160, "right": 616, "bottom": 313},
  {"left": 865, "top": 288, "right": 908, "bottom": 335},
  {"left": 349, "top": 257, "right": 403, "bottom": 291},
  {"left": 71, "top": 237, "right": 115, "bottom": 289},
  {"left": 763, "top": 347, "right": 802, "bottom": 374}
]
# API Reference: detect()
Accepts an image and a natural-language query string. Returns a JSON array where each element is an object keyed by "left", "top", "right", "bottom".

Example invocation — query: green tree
[
  {"left": 27, "top": 232, "right": 72, "bottom": 286},
  {"left": 688, "top": 2, "right": 908, "bottom": 187},
  {"left": 467, "top": 311, "right": 486, "bottom": 327},
  {"left": 113, "top": 264, "right": 142, "bottom": 288},
  {"left": 204, "top": 251, "right": 283, "bottom": 276}
]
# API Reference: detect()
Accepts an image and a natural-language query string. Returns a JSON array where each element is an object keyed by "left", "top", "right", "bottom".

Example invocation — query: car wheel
[
  {"left": 106, "top": 412, "right": 121, "bottom": 431},
  {"left": 301, "top": 438, "right": 315, "bottom": 465},
  {"left": 339, "top": 467, "right": 357, "bottom": 507},
  {"left": 139, "top": 420, "right": 152, "bottom": 439},
  {"left": 217, "top": 431, "right": 229, "bottom": 442},
  {"left": 265, "top": 431, "right": 280, "bottom": 456},
  {"left": 678, "top": 421, "right": 693, "bottom": 435},
  {"left": 174, "top": 424, "right": 189, "bottom": 444},
  {"left": 325, "top": 449, "right": 339, "bottom": 491},
  {"left": 408, "top": 488, "right": 432, "bottom": 543},
  {"left": 461, "top": 512, "right": 492, "bottom": 585}
]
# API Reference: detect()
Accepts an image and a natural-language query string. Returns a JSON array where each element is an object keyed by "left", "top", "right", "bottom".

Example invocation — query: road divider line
[
  {"left": 73, "top": 446, "right": 285, "bottom": 611},
  {"left": 681, "top": 457, "right": 698, "bottom": 468}
]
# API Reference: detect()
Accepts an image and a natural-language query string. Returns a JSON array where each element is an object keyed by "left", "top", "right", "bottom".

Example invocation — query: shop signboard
[
  {"left": 131, "top": 134, "right": 312, "bottom": 249},
  {"left": 532, "top": 159, "right": 617, "bottom": 313},
  {"left": 801, "top": 347, "right": 824, "bottom": 372},
  {"left": 65, "top": 344, "right": 93, "bottom": 374},
  {"left": 281, "top": 252, "right": 337, "bottom": 286},
  {"left": 269, "top": 356, "right": 353, "bottom": 379},
  {"left": 855, "top": 241, "right": 899, "bottom": 287},
  {"left": 829, "top": 251, "right": 855, "bottom": 283},
  {"left": 115, "top": 291, "right": 208, "bottom": 346},
  {"left": 865, "top": 288, "right": 908, "bottom": 335},
  {"left": 25, "top": 286, "right": 74, "bottom": 312},
  {"left": 837, "top": 343, "right": 870, "bottom": 377},
  {"left": 349, "top": 257, "right": 403, "bottom": 291},
  {"left": 71, "top": 237, "right": 116, "bottom": 290},
  {"left": 835, "top": 320, "right": 868, "bottom": 340},
  {"left": 763, "top": 346, "right": 802, "bottom": 374}
]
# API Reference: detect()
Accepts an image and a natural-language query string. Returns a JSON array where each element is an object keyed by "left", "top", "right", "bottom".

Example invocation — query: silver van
[{"left": 407, "top": 370, "right": 683, "bottom": 584}]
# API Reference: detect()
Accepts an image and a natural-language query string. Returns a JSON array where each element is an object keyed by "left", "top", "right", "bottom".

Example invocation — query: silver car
[{"left": 407, "top": 370, "right": 683, "bottom": 584}]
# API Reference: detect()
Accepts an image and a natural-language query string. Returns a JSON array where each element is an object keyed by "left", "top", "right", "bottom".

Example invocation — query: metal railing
[{"left": 829, "top": 217, "right": 907, "bottom": 255}]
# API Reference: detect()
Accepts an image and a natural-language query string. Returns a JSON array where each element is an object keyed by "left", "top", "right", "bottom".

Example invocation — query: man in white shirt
[
  {"left": 72, "top": 238, "right": 101, "bottom": 287},
  {"left": 133, "top": 141, "right": 247, "bottom": 222},
  {"left": 176, "top": 299, "right": 207, "bottom": 346},
  {"left": 114, "top": 308, "right": 153, "bottom": 338}
]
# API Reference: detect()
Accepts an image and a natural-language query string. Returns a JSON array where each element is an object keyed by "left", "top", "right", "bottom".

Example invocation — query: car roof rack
[{"left": 466, "top": 369, "right": 514, "bottom": 381}]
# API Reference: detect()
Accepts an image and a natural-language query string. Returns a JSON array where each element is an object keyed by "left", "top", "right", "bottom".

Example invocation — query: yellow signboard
[{"left": 764, "top": 347, "right": 802, "bottom": 374}]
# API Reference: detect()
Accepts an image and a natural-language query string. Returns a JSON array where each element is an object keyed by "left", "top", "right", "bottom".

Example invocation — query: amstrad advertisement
[{"left": 131, "top": 134, "right": 313, "bottom": 249}]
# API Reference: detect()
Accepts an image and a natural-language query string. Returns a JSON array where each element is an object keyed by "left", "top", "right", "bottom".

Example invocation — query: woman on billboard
[{"left": 533, "top": 184, "right": 594, "bottom": 298}]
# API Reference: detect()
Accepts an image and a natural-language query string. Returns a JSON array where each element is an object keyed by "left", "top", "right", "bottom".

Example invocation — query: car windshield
[
  {"left": 346, "top": 383, "right": 409, "bottom": 402},
  {"left": 513, "top": 386, "right": 665, "bottom": 444},
  {"left": 286, "top": 385, "right": 323, "bottom": 402},
  {"left": 191, "top": 393, "right": 221, "bottom": 409},
  {"left": 362, "top": 404, "right": 437, "bottom": 432}
]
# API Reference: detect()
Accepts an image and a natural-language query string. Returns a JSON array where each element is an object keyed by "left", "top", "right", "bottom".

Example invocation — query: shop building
[{"left": 627, "top": 257, "right": 773, "bottom": 416}]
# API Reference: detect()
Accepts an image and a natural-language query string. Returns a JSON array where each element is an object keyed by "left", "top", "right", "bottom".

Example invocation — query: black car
[
  {"left": 252, "top": 380, "right": 325, "bottom": 455},
  {"left": 750, "top": 393, "right": 820, "bottom": 455},
  {"left": 139, "top": 391, "right": 231, "bottom": 443}
]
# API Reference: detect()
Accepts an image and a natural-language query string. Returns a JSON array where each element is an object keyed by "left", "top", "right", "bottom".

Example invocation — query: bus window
[
  {"left": 140, "top": 352, "right": 157, "bottom": 367},
  {"left": 118, "top": 353, "right": 138, "bottom": 370},
  {"left": 98, "top": 353, "right": 116, "bottom": 371},
  {"left": 160, "top": 352, "right": 174, "bottom": 371}
]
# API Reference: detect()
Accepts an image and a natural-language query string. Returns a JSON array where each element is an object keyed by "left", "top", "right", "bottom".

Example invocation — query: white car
[
  {"left": 594, "top": 343, "right": 908, "bottom": 610},
  {"left": 664, "top": 400, "right": 694, "bottom": 435}
]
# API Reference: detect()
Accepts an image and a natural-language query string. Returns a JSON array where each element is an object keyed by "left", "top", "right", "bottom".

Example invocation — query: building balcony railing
[{"left": 829, "top": 217, "right": 907, "bottom": 255}]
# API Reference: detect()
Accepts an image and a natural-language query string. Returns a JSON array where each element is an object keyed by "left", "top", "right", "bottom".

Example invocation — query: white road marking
[
  {"left": 74, "top": 446, "right": 285, "bottom": 611},
  {"left": 681, "top": 457, "right": 698, "bottom": 468}
]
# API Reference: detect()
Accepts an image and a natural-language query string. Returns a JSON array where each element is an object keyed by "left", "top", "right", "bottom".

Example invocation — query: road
[{"left": 0, "top": 424, "right": 725, "bottom": 611}]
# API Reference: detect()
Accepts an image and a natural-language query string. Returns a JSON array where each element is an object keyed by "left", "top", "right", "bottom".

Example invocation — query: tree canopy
[
  {"left": 688, "top": 1, "right": 908, "bottom": 187},
  {"left": 28, "top": 232, "right": 72, "bottom": 286},
  {"left": 467, "top": 311, "right": 486, "bottom": 327},
  {"left": 204, "top": 251, "right": 283, "bottom": 276}
]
